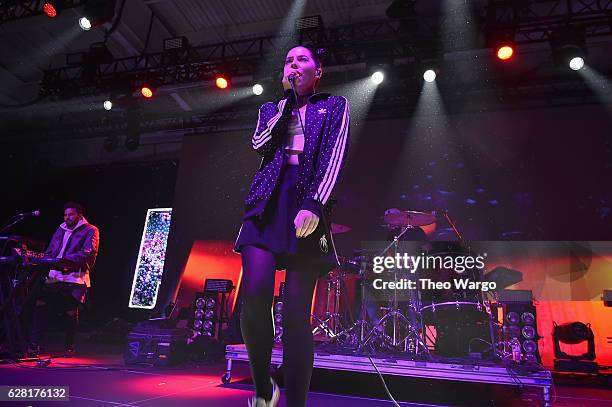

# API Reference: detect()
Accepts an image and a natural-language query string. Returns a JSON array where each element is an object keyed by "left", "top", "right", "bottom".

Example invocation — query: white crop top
[{"left": 284, "top": 105, "right": 306, "bottom": 165}]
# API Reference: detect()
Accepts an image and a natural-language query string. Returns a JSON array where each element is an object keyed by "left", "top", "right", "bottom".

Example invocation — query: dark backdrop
[
  {"left": 158, "top": 103, "right": 612, "bottom": 311},
  {"left": 1, "top": 153, "right": 177, "bottom": 323}
]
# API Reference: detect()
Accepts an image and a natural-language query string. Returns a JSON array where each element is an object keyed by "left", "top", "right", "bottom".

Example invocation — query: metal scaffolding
[
  {"left": 0, "top": 0, "right": 84, "bottom": 22},
  {"left": 39, "top": 1, "right": 612, "bottom": 98}
]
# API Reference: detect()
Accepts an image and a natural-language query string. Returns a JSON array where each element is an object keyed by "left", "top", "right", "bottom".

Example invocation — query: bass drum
[
  {"left": 416, "top": 242, "right": 490, "bottom": 357},
  {"left": 417, "top": 242, "right": 484, "bottom": 308}
]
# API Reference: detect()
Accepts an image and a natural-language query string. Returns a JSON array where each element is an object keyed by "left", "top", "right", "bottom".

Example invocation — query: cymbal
[
  {"left": 382, "top": 210, "right": 436, "bottom": 227},
  {"left": 330, "top": 223, "right": 351, "bottom": 234}
]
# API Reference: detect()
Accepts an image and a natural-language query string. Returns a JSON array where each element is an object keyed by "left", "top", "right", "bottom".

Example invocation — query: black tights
[{"left": 240, "top": 245, "right": 318, "bottom": 407}]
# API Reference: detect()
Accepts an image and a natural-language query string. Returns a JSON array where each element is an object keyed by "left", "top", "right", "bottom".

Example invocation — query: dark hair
[
  {"left": 289, "top": 44, "right": 325, "bottom": 68},
  {"left": 64, "top": 201, "right": 84, "bottom": 215}
]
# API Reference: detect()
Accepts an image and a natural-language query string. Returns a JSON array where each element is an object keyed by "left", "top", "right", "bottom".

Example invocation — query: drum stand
[
  {"left": 325, "top": 256, "right": 372, "bottom": 349},
  {"left": 311, "top": 271, "right": 344, "bottom": 338},
  {"left": 361, "top": 226, "right": 429, "bottom": 355}
]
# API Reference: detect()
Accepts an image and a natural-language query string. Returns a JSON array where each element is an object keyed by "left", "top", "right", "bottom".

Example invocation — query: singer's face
[
  {"left": 284, "top": 46, "right": 318, "bottom": 93},
  {"left": 64, "top": 208, "right": 81, "bottom": 228}
]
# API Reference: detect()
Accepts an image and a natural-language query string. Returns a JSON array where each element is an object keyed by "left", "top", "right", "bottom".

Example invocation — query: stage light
[
  {"left": 274, "top": 313, "right": 283, "bottom": 324},
  {"left": 500, "top": 294, "right": 542, "bottom": 363},
  {"left": 553, "top": 321, "right": 597, "bottom": 372},
  {"left": 522, "top": 325, "right": 536, "bottom": 339},
  {"left": 496, "top": 45, "right": 514, "bottom": 61},
  {"left": 43, "top": 2, "right": 59, "bottom": 18},
  {"left": 80, "top": 0, "right": 117, "bottom": 30},
  {"left": 521, "top": 312, "right": 535, "bottom": 325},
  {"left": 506, "top": 312, "right": 519, "bottom": 325},
  {"left": 423, "top": 69, "right": 436, "bottom": 82},
  {"left": 551, "top": 26, "right": 586, "bottom": 70},
  {"left": 295, "top": 14, "right": 324, "bottom": 31},
  {"left": 125, "top": 110, "right": 140, "bottom": 151},
  {"left": 554, "top": 322, "right": 592, "bottom": 345},
  {"left": 103, "top": 135, "right": 118, "bottom": 152},
  {"left": 371, "top": 71, "right": 384, "bottom": 85},
  {"left": 506, "top": 325, "right": 520, "bottom": 339},
  {"left": 196, "top": 298, "right": 205, "bottom": 309},
  {"left": 163, "top": 36, "right": 190, "bottom": 52},
  {"left": 273, "top": 282, "right": 285, "bottom": 343},
  {"left": 569, "top": 56, "right": 585, "bottom": 71},
  {"left": 273, "top": 298, "right": 284, "bottom": 343},
  {"left": 125, "top": 133, "right": 140, "bottom": 150},
  {"left": 366, "top": 49, "right": 392, "bottom": 86},
  {"left": 252, "top": 84, "right": 264, "bottom": 95},
  {"left": 79, "top": 17, "right": 92, "bottom": 30},
  {"left": 206, "top": 298, "right": 216, "bottom": 309},
  {"left": 523, "top": 340, "right": 538, "bottom": 353},
  {"left": 202, "top": 296, "right": 216, "bottom": 337},
  {"left": 191, "top": 292, "right": 220, "bottom": 338},
  {"left": 103, "top": 100, "right": 112, "bottom": 110},
  {"left": 140, "top": 86, "right": 154, "bottom": 98},
  {"left": 215, "top": 76, "right": 229, "bottom": 89}
]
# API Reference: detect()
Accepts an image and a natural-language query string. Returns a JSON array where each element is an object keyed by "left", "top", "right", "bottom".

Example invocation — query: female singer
[{"left": 234, "top": 45, "right": 351, "bottom": 407}]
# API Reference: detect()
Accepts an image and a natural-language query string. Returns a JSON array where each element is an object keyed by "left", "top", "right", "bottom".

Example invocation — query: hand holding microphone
[{"left": 282, "top": 72, "right": 300, "bottom": 91}]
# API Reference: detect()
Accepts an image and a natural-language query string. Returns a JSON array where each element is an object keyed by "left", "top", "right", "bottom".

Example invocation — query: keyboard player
[{"left": 28, "top": 201, "right": 99, "bottom": 357}]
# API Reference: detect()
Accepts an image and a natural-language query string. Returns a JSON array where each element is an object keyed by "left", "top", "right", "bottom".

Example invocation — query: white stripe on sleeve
[{"left": 315, "top": 98, "right": 349, "bottom": 204}]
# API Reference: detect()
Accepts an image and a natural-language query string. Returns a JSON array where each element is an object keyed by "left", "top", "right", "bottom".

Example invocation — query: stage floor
[{"left": 0, "top": 334, "right": 610, "bottom": 406}]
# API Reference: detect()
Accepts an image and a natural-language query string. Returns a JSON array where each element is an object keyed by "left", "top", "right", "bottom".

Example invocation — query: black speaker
[
  {"left": 502, "top": 302, "right": 542, "bottom": 363},
  {"left": 191, "top": 292, "right": 220, "bottom": 339}
]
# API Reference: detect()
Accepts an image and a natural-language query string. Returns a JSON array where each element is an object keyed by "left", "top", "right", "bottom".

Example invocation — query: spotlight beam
[
  {"left": 328, "top": 77, "right": 378, "bottom": 145},
  {"left": 577, "top": 66, "right": 612, "bottom": 109},
  {"left": 252, "top": 0, "right": 308, "bottom": 89}
]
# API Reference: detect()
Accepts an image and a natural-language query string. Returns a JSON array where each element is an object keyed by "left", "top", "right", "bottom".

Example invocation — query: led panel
[{"left": 128, "top": 208, "right": 172, "bottom": 309}]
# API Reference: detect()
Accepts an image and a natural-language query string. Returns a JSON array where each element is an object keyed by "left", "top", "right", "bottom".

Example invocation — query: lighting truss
[
  {"left": 486, "top": 0, "right": 612, "bottom": 43},
  {"left": 40, "top": 1, "right": 612, "bottom": 98},
  {"left": 0, "top": 0, "right": 84, "bottom": 23}
]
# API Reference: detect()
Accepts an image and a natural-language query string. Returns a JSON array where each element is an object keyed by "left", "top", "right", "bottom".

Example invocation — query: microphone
[
  {"left": 16, "top": 210, "right": 41, "bottom": 218},
  {"left": 288, "top": 72, "right": 299, "bottom": 82}
]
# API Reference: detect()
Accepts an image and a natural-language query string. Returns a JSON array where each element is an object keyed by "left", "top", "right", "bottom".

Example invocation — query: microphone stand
[{"left": 0, "top": 214, "right": 30, "bottom": 235}]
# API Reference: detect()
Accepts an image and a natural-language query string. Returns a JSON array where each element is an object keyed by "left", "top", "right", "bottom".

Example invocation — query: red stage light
[
  {"left": 141, "top": 86, "right": 154, "bottom": 98},
  {"left": 497, "top": 45, "right": 514, "bottom": 61},
  {"left": 215, "top": 76, "right": 229, "bottom": 89},
  {"left": 43, "top": 2, "right": 58, "bottom": 18}
]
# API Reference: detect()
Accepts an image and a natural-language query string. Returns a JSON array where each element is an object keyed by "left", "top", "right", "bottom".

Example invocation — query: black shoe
[{"left": 63, "top": 346, "right": 75, "bottom": 358}]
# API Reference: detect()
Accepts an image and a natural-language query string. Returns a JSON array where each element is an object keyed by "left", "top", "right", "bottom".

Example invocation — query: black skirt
[{"left": 234, "top": 164, "right": 337, "bottom": 276}]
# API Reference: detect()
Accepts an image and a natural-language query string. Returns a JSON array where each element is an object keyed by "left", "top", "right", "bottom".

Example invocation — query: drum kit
[{"left": 312, "top": 209, "right": 499, "bottom": 360}]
